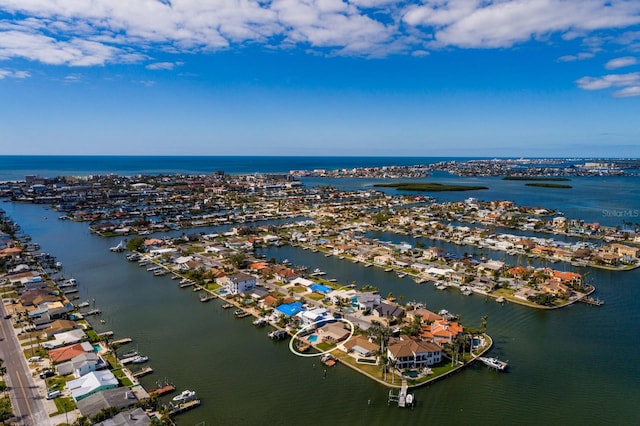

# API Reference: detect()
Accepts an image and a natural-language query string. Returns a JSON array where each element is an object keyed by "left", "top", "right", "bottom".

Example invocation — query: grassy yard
[
  {"left": 307, "top": 293, "right": 324, "bottom": 301},
  {"left": 51, "top": 397, "right": 76, "bottom": 416},
  {"left": 112, "top": 369, "right": 133, "bottom": 387}
]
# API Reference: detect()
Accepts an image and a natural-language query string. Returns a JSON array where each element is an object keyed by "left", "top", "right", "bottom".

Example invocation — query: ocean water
[
  {"left": 2, "top": 156, "right": 640, "bottom": 425},
  {"left": 0, "top": 155, "right": 457, "bottom": 181}
]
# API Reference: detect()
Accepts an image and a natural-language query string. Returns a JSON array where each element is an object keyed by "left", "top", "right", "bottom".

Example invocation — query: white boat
[
  {"left": 405, "top": 393, "right": 414, "bottom": 405},
  {"left": 253, "top": 318, "right": 267, "bottom": 327},
  {"left": 110, "top": 240, "right": 125, "bottom": 252},
  {"left": 131, "top": 355, "right": 148, "bottom": 364},
  {"left": 478, "top": 356, "right": 508, "bottom": 371},
  {"left": 122, "top": 351, "right": 138, "bottom": 358},
  {"left": 172, "top": 390, "right": 196, "bottom": 403}
]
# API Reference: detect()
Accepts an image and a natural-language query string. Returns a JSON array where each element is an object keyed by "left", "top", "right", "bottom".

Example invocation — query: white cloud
[
  {"left": 605, "top": 56, "right": 637, "bottom": 70},
  {"left": 0, "top": 0, "right": 638, "bottom": 63},
  {"left": 404, "top": 0, "right": 640, "bottom": 48},
  {"left": 558, "top": 52, "right": 595, "bottom": 62},
  {"left": 0, "top": 68, "right": 30, "bottom": 79},
  {"left": 576, "top": 72, "right": 640, "bottom": 91},
  {"left": 613, "top": 85, "right": 640, "bottom": 97},
  {"left": 146, "top": 61, "right": 183, "bottom": 70}
]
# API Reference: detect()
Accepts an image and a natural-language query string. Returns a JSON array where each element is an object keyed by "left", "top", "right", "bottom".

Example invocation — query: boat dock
[
  {"left": 170, "top": 399, "right": 201, "bottom": 415},
  {"left": 111, "top": 337, "right": 132, "bottom": 346},
  {"left": 97, "top": 331, "right": 114, "bottom": 338},
  {"left": 388, "top": 380, "right": 413, "bottom": 408},
  {"left": 179, "top": 280, "right": 195, "bottom": 288},
  {"left": 199, "top": 293, "right": 216, "bottom": 302},
  {"left": 84, "top": 309, "right": 102, "bottom": 316},
  {"left": 132, "top": 367, "right": 154, "bottom": 378},
  {"left": 579, "top": 296, "right": 605, "bottom": 306},
  {"left": 149, "top": 384, "right": 175, "bottom": 396}
]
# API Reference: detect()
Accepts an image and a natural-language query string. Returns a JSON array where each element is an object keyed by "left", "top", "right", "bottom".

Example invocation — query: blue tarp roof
[
  {"left": 276, "top": 301, "right": 305, "bottom": 317},
  {"left": 309, "top": 284, "right": 331, "bottom": 294}
]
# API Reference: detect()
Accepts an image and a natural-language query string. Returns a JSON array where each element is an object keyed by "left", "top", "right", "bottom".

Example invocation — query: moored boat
[
  {"left": 478, "top": 356, "right": 508, "bottom": 371},
  {"left": 172, "top": 389, "right": 197, "bottom": 403}
]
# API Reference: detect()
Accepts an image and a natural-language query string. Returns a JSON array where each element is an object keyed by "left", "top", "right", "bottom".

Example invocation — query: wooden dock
[
  {"left": 579, "top": 296, "right": 605, "bottom": 306},
  {"left": 111, "top": 338, "right": 132, "bottom": 346},
  {"left": 149, "top": 384, "right": 175, "bottom": 396},
  {"left": 132, "top": 367, "right": 153, "bottom": 378},
  {"left": 170, "top": 399, "right": 201, "bottom": 415},
  {"left": 84, "top": 309, "right": 102, "bottom": 316},
  {"left": 179, "top": 281, "right": 195, "bottom": 288}
]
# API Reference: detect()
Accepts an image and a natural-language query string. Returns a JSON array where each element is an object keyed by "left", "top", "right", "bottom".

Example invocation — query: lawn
[{"left": 51, "top": 397, "right": 76, "bottom": 416}]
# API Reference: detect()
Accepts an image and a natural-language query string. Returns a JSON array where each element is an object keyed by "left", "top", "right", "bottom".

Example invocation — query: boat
[
  {"left": 253, "top": 318, "right": 267, "bottom": 327},
  {"left": 122, "top": 351, "right": 138, "bottom": 358},
  {"left": 130, "top": 355, "right": 148, "bottom": 364},
  {"left": 76, "top": 301, "right": 90, "bottom": 308},
  {"left": 321, "top": 353, "right": 336, "bottom": 367},
  {"left": 109, "top": 240, "right": 125, "bottom": 252},
  {"left": 478, "top": 356, "right": 508, "bottom": 371},
  {"left": 268, "top": 330, "right": 288, "bottom": 340},
  {"left": 405, "top": 393, "right": 414, "bottom": 406},
  {"left": 172, "top": 390, "right": 197, "bottom": 403},
  {"left": 221, "top": 303, "right": 234, "bottom": 309},
  {"left": 397, "top": 273, "right": 407, "bottom": 278},
  {"left": 234, "top": 309, "right": 250, "bottom": 318}
]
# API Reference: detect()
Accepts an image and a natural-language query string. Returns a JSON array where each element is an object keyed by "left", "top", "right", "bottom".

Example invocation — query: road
[{"left": 0, "top": 302, "right": 51, "bottom": 426}]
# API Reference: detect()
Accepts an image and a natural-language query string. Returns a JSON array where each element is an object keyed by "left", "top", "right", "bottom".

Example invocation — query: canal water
[{"left": 3, "top": 199, "right": 640, "bottom": 425}]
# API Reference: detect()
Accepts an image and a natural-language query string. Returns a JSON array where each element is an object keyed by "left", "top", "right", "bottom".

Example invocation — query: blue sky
[{"left": 1, "top": 0, "right": 639, "bottom": 157}]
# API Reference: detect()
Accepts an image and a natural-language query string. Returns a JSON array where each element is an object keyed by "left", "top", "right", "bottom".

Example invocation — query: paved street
[{"left": 0, "top": 302, "right": 51, "bottom": 426}]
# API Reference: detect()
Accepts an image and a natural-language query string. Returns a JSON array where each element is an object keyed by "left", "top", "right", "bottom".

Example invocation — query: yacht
[
  {"left": 478, "top": 356, "right": 508, "bottom": 371},
  {"left": 172, "top": 390, "right": 197, "bottom": 403}
]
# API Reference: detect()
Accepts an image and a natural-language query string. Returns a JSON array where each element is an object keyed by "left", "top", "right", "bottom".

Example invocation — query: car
[
  {"left": 39, "top": 370, "right": 55, "bottom": 379},
  {"left": 3, "top": 314, "right": 11, "bottom": 319},
  {"left": 27, "top": 356, "right": 42, "bottom": 363},
  {"left": 46, "top": 390, "right": 61, "bottom": 400}
]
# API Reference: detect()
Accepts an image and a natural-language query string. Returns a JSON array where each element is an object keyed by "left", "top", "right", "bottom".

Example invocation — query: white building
[{"left": 223, "top": 272, "right": 256, "bottom": 295}]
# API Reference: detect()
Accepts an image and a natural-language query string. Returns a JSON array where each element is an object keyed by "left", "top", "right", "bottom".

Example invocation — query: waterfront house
[
  {"left": 355, "top": 292, "right": 381, "bottom": 311},
  {"left": 29, "top": 301, "right": 68, "bottom": 325},
  {"left": 273, "top": 265, "right": 302, "bottom": 283},
  {"left": 408, "top": 308, "right": 442, "bottom": 325},
  {"left": 316, "top": 321, "right": 351, "bottom": 343},
  {"left": 67, "top": 370, "right": 119, "bottom": 401},
  {"left": 373, "top": 302, "right": 406, "bottom": 322},
  {"left": 19, "top": 289, "right": 57, "bottom": 306},
  {"left": 222, "top": 272, "right": 256, "bottom": 295},
  {"left": 93, "top": 407, "right": 150, "bottom": 426},
  {"left": 76, "top": 387, "right": 139, "bottom": 419},
  {"left": 43, "top": 329, "right": 88, "bottom": 349},
  {"left": 339, "top": 335, "right": 379, "bottom": 358},
  {"left": 421, "top": 319, "right": 463, "bottom": 345},
  {"left": 296, "top": 307, "right": 332, "bottom": 327},
  {"left": 387, "top": 336, "right": 442, "bottom": 369},
  {"left": 49, "top": 341, "right": 95, "bottom": 364},
  {"left": 56, "top": 352, "right": 107, "bottom": 377},
  {"left": 43, "top": 319, "right": 78, "bottom": 338}
]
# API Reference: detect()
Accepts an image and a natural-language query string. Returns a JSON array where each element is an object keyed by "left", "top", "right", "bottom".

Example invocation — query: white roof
[{"left": 67, "top": 370, "right": 118, "bottom": 400}]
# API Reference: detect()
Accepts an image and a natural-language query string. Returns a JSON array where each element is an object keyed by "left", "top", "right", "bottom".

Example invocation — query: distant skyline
[{"left": 1, "top": 1, "right": 639, "bottom": 157}]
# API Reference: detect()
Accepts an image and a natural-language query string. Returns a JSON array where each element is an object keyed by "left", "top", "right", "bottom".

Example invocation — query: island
[{"left": 373, "top": 182, "right": 488, "bottom": 192}]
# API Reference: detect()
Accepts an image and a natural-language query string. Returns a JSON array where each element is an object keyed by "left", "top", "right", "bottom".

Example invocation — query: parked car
[
  {"left": 27, "top": 356, "right": 42, "bottom": 363},
  {"left": 39, "top": 370, "right": 55, "bottom": 379},
  {"left": 46, "top": 390, "right": 61, "bottom": 400}
]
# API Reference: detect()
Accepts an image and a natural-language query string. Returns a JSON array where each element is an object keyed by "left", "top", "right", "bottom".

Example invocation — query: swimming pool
[{"left": 307, "top": 334, "right": 319, "bottom": 343}]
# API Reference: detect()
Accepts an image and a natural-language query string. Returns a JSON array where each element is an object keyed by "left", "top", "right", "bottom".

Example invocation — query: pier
[
  {"left": 84, "top": 309, "right": 102, "bottom": 316},
  {"left": 170, "top": 399, "right": 201, "bottom": 415},
  {"left": 149, "top": 384, "right": 176, "bottom": 396},
  {"left": 579, "top": 296, "right": 605, "bottom": 306},
  {"left": 132, "top": 367, "right": 154, "bottom": 378},
  {"left": 111, "top": 337, "right": 133, "bottom": 346},
  {"left": 389, "top": 380, "right": 413, "bottom": 408}
]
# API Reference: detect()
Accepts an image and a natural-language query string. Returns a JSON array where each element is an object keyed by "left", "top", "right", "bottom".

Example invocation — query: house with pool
[{"left": 387, "top": 336, "right": 443, "bottom": 370}]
